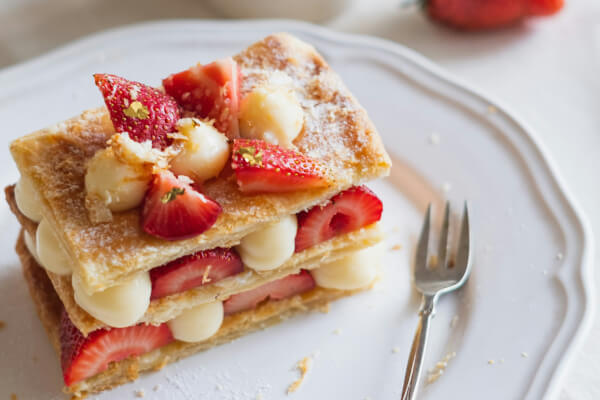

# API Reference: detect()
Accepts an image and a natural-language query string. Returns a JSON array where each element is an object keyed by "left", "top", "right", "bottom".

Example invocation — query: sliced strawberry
[
  {"left": 141, "top": 170, "right": 222, "bottom": 240},
  {"left": 231, "top": 139, "right": 330, "bottom": 194},
  {"left": 295, "top": 186, "right": 383, "bottom": 252},
  {"left": 223, "top": 270, "right": 316, "bottom": 315},
  {"left": 60, "top": 311, "right": 173, "bottom": 386},
  {"left": 150, "top": 248, "right": 243, "bottom": 300},
  {"left": 163, "top": 58, "right": 241, "bottom": 138},
  {"left": 93, "top": 73, "right": 179, "bottom": 149}
]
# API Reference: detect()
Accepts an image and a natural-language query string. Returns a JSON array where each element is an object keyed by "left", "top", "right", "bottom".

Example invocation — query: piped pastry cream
[
  {"left": 167, "top": 301, "right": 224, "bottom": 342},
  {"left": 239, "top": 85, "right": 304, "bottom": 148},
  {"left": 36, "top": 219, "right": 71, "bottom": 275},
  {"left": 237, "top": 215, "right": 298, "bottom": 271},
  {"left": 311, "top": 245, "right": 382, "bottom": 290},
  {"left": 24, "top": 230, "right": 41, "bottom": 265},
  {"left": 84, "top": 143, "right": 152, "bottom": 213},
  {"left": 14, "top": 176, "right": 43, "bottom": 222},
  {"left": 170, "top": 118, "right": 230, "bottom": 182},
  {"left": 72, "top": 271, "right": 151, "bottom": 328}
]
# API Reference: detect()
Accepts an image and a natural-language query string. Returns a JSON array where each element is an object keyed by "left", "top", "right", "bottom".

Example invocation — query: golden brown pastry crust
[
  {"left": 16, "top": 231, "right": 368, "bottom": 397},
  {"left": 7, "top": 184, "right": 382, "bottom": 334},
  {"left": 9, "top": 33, "right": 391, "bottom": 294}
]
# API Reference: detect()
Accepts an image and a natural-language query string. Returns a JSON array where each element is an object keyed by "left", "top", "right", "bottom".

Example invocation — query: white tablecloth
[{"left": 1, "top": 1, "right": 598, "bottom": 398}]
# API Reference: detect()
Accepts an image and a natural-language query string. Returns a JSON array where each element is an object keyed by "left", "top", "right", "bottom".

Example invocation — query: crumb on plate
[{"left": 287, "top": 356, "right": 313, "bottom": 394}]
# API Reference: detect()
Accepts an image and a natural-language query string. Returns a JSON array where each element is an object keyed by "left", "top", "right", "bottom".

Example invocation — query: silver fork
[{"left": 400, "top": 202, "right": 473, "bottom": 400}]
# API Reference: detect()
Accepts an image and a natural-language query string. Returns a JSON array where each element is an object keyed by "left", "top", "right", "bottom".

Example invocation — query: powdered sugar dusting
[{"left": 161, "top": 364, "right": 273, "bottom": 400}]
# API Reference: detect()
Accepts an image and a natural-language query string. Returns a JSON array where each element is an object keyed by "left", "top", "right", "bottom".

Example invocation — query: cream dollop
[
  {"left": 84, "top": 142, "right": 152, "bottom": 213},
  {"left": 15, "top": 176, "right": 43, "bottom": 222},
  {"left": 72, "top": 271, "right": 151, "bottom": 328},
  {"left": 167, "top": 301, "right": 224, "bottom": 343},
  {"left": 237, "top": 215, "right": 297, "bottom": 271},
  {"left": 36, "top": 219, "right": 71, "bottom": 275},
  {"left": 239, "top": 86, "right": 304, "bottom": 148},
  {"left": 311, "top": 245, "right": 382, "bottom": 290},
  {"left": 24, "top": 230, "right": 42, "bottom": 265},
  {"left": 170, "top": 118, "right": 230, "bottom": 182}
]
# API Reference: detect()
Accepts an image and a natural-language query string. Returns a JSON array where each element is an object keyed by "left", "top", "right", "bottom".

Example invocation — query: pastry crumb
[
  {"left": 487, "top": 105, "right": 498, "bottom": 114},
  {"left": 390, "top": 244, "right": 402, "bottom": 251},
  {"left": 318, "top": 303, "right": 330, "bottom": 313},
  {"left": 521, "top": 352, "right": 529, "bottom": 358},
  {"left": 429, "top": 254, "right": 439, "bottom": 268},
  {"left": 450, "top": 315, "right": 459, "bottom": 328},
  {"left": 134, "top": 389, "right": 145, "bottom": 398},
  {"left": 10, "top": 394, "right": 17, "bottom": 400},
  {"left": 256, "top": 393, "right": 264, "bottom": 400},
  {"left": 152, "top": 384, "right": 161, "bottom": 392},
  {"left": 332, "top": 328, "right": 342, "bottom": 335},
  {"left": 499, "top": 358, "right": 505, "bottom": 364},
  {"left": 392, "top": 347, "right": 400, "bottom": 354},
  {"left": 202, "top": 265, "right": 212, "bottom": 284},
  {"left": 426, "top": 352, "right": 456, "bottom": 384},
  {"left": 287, "top": 356, "right": 313, "bottom": 394},
  {"left": 0, "top": 320, "right": 5, "bottom": 330},
  {"left": 488, "top": 359, "right": 495, "bottom": 365},
  {"left": 428, "top": 133, "right": 441, "bottom": 145}
]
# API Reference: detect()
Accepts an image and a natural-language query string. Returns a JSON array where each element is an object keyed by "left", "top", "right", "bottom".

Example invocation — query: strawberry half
[
  {"left": 426, "top": 0, "right": 564, "bottom": 30},
  {"left": 150, "top": 248, "right": 244, "bottom": 300},
  {"left": 141, "top": 170, "right": 222, "bottom": 240},
  {"left": 163, "top": 58, "right": 241, "bottom": 138},
  {"left": 60, "top": 311, "right": 173, "bottom": 386},
  {"left": 223, "top": 270, "right": 316, "bottom": 315},
  {"left": 231, "top": 139, "right": 330, "bottom": 194},
  {"left": 295, "top": 186, "right": 383, "bottom": 252},
  {"left": 93, "top": 73, "right": 180, "bottom": 149}
]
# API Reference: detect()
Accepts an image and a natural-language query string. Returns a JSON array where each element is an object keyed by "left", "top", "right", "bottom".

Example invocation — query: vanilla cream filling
[
  {"left": 170, "top": 118, "right": 230, "bottom": 182},
  {"left": 236, "top": 215, "right": 298, "bottom": 271},
  {"left": 84, "top": 145, "right": 151, "bottom": 212},
  {"left": 311, "top": 245, "right": 382, "bottom": 290},
  {"left": 24, "top": 230, "right": 42, "bottom": 265},
  {"left": 167, "top": 301, "right": 224, "bottom": 343},
  {"left": 72, "top": 271, "right": 151, "bottom": 328},
  {"left": 239, "top": 85, "right": 304, "bottom": 148},
  {"left": 15, "top": 176, "right": 43, "bottom": 222},
  {"left": 36, "top": 219, "right": 71, "bottom": 275}
]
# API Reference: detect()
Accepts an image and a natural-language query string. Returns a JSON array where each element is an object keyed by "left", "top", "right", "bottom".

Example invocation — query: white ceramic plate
[{"left": 0, "top": 21, "right": 593, "bottom": 400}]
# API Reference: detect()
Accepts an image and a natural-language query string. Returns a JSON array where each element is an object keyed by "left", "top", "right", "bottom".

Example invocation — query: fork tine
[
  {"left": 416, "top": 204, "right": 432, "bottom": 270},
  {"left": 437, "top": 201, "right": 450, "bottom": 268},
  {"left": 455, "top": 202, "right": 472, "bottom": 277}
]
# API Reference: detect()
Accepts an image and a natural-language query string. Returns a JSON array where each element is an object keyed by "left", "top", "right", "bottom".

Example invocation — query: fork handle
[{"left": 401, "top": 294, "right": 437, "bottom": 400}]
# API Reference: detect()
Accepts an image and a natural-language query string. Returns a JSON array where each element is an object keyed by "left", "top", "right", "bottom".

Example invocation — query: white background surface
[{"left": 0, "top": 1, "right": 598, "bottom": 399}]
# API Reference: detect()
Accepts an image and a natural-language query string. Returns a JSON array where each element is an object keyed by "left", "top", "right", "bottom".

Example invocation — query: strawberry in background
[{"left": 421, "top": 0, "right": 564, "bottom": 30}]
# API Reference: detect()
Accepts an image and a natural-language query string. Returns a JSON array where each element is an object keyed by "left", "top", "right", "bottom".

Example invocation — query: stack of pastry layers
[{"left": 6, "top": 33, "right": 391, "bottom": 395}]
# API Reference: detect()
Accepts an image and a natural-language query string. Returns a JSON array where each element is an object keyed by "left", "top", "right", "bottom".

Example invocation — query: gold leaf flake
[
  {"left": 238, "top": 146, "right": 263, "bottom": 167},
  {"left": 123, "top": 101, "right": 150, "bottom": 120},
  {"left": 161, "top": 187, "right": 185, "bottom": 203}
]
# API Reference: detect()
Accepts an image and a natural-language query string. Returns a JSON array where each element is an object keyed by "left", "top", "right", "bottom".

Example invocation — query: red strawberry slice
[
  {"left": 150, "top": 248, "right": 244, "bottom": 300},
  {"left": 295, "top": 186, "right": 383, "bottom": 252},
  {"left": 231, "top": 139, "right": 330, "bottom": 194},
  {"left": 163, "top": 58, "right": 241, "bottom": 138},
  {"left": 141, "top": 170, "right": 222, "bottom": 240},
  {"left": 60, "top": 311, "right": 173, "bottom": 386},
  {"left": 93, "top": 73, "right": 180, "bottom": 149},
  {"left": 223, "top": 270, "right": 316, "bottom": 315}
]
